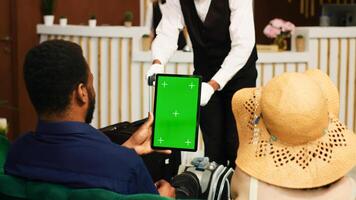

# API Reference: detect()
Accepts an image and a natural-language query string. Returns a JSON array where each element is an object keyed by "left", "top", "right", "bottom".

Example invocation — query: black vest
[{"left": 180, "top": 0, "right": 258, "bottom": 89}]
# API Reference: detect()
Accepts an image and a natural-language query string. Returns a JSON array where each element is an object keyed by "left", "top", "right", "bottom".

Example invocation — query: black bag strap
[{"left": 214, "top": 167, "right": 234, "bottom": 200}]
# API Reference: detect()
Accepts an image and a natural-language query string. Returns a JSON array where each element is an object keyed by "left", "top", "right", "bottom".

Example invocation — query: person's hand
[
  {"left": 200, "top": 82, "right": 215, "bottom": 106},
  {"left": 122, "top": 112, "right": 171, "bottom": 155},
  {"left": 155, "top": 179, "right": 176, "bottom": 198},
  {"left": 145, "top": 63, "right": 164, "bottom": 84}
]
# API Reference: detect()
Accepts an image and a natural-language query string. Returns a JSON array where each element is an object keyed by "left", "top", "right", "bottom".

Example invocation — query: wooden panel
[
  {"left": 8, "top": 0, "right": 141, "bottom": 138},
  {"left": 0, "top": 0, "right": 17, "bottom": 139},
  {"left": 141, "top": 0, "right": 321, "bottom": 44},
  {"left": 54, "top": 0, "right": 140, "bottom": 26},
  {"left": 88, "top": 37, "right": 99, "bottom": 128},
  {"left": 120, "top": 39, "right": 130, "bottom": 122},
  {"left": 118, "top": 39, "right": 123, "bottom": 122},
  {"left": 14, "top": 0, "right": 42, "bottom": 136},
  {"left": 351, "top": 39, "right": 356, "bottom": 131},
  {"left": 110, "top": 38, "right": 119, "bottom": 124}
]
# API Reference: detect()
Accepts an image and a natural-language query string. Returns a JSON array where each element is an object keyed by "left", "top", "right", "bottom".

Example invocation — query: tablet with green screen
[{"left": 152, "top": 74, "right": 201, "bottom": 151}]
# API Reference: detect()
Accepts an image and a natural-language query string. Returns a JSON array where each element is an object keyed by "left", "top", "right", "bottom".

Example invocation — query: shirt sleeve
[
  {"left": 151, "top": 0, "right": 185, "bottom": 65},
  {"left": 133, "top": 157, "right": 158, "bottom": 194},
  {"left": 211, "top": 0, "right": 256, "bottom": 90}
]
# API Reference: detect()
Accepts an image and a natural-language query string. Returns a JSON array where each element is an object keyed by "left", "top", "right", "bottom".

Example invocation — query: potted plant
[
  {"left": 59, "top": 15, "right": 68, "bottom": 26},
  {"left": 0, "top": 118, "right": 7, "bottom": 136},
  {"left": 295, "top": 35, "right": 305, "bottom": 52},
  {"left": 42, "top": 0, "right": 56, "bottom": 26},
  {"left": 0, "top": 99, "right": 8, "bottom": 136},
  {"left": 263, "top": 18, "right": 295, "bottom": 51},
  {"left": 123, "top": 11, "right": 133, "bottom": 27},
  {"left": 88, "top": 14, "right": 97, "bottom": 27}
]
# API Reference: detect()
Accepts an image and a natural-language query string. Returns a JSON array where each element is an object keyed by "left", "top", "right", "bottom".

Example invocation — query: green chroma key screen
[{"left": 152, "top": 74, "right": 201, "bottom": 151}]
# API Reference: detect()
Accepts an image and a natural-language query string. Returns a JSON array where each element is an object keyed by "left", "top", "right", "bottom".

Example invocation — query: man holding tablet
[
  {"left": 5, "top": 40, "right": 175, "bottom": 198},
  {"left": 146, "top": 0, "right": 257, "bottom": 167}
]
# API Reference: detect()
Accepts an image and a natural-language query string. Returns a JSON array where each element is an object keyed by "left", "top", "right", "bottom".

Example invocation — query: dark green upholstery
[
  {"left": 0, "top": 174, "right": 26, "bottom": 200},
  {"left": 0, "top": 135, "right": 170, "bottom": 200},
  {"left": 0, "top": 134, "right": 9, "bottom": 174}
]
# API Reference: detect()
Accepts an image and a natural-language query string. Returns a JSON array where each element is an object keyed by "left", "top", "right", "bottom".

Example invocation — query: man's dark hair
[{"left": 24, "top": 40, "right": 88, "bottom": 115}]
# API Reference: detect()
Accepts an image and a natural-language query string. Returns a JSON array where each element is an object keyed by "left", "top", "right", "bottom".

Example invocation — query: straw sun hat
[{"left": 232, "top": 69, "right": 356, "bottom": 189}]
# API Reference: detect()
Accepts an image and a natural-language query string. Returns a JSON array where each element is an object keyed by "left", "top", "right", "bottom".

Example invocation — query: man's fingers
[
  {"left": 143, "top": 112, "right": 171, "bottom": 155},
  {"left": 155, "top": 179, "right": 164, "bottom": 187},
  {"left": 156, "top": 149, "right": 172, "bottom": 154},
  {"left": 144, "top": 112, "right": 154, "bottom": 128},
  {"left": 155, "top": 179, "right": 168, "bottom": 187}
]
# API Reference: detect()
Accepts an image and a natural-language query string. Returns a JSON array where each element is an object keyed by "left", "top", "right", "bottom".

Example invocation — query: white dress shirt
[{"left": 152, "top": 0, "right": 256, "bottom": 90}]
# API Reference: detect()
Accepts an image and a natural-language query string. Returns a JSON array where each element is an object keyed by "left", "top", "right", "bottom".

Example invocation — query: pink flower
[
  {"left": 263, "top": 24, "right": 281, "bottom": 38},
  {"left": 283, "top": 21, "right": 295, "bottom": 33},
  {"left": 270, "top": 18, "right": 286, "bottom": 29},
  {"left": 263, "top": 18, "right": 295, "bottom": 39}
]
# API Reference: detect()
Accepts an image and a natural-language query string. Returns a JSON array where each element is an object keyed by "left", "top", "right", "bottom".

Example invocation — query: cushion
[{"left": 0, "top": 174, "right": 26, "bottom": 199}]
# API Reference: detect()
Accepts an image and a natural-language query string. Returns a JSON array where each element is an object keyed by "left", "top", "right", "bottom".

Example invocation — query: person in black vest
[
  {"left": 152, "top": 0, "right": 187, "bottom": 50},
  {"left": 145, "top": 0, "right": 258, "bottom": 168}
]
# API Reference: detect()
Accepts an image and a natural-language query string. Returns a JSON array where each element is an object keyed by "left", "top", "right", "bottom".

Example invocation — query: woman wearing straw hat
[{"left": 230, "top": 69, "right": 356, "bottom": 199}]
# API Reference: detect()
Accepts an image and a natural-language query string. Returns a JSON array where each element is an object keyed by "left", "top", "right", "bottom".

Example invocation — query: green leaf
[
  {"left": 41, "top": 0, "right": 56, "bottom": 15},
  {"left": 124, "top": 11, "right": 133, "bottom": 21}
]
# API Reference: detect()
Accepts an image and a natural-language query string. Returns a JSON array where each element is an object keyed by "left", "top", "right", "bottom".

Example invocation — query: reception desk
[{"left": 37, "top": 25, "right": 356, "bottom": 142}]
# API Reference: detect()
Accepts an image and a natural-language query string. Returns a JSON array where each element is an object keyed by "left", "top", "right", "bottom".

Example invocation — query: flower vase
[
  {"left": 296, "top": 37, "right": 305, "bottom": 52},
  {"left": 142, "top": 35, "right": 152, "bottom": 51},
  {"left": 274, "top": 36, "right": 288, "bottom": 51}
]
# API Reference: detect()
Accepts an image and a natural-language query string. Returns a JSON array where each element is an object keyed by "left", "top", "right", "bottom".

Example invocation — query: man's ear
[{"left": 75, "top": 83, "right": 88, "bottom": 105}]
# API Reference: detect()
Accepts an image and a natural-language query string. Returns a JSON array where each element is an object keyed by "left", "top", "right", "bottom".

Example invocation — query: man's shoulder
[
  {"left": 72, "top": 132, "right": 144, "bottom": 169},
  {"left": 8, "top": 130, "right": 143, "bottom": 168},
  {"left": 6, "top": 131, "right": 145, "bottom": 178},
  {"left": 8, "top": 132, "right": 35, "bottom": 148}
]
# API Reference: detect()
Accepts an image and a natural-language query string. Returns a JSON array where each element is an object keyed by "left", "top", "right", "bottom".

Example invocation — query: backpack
[{"left": 172, "top": 157, "right": 234, "bottom": 200}]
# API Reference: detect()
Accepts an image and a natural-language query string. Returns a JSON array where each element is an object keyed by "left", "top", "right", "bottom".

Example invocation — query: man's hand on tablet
[{"left": 122, "top": 112, "right": 171, "bottom": 155}]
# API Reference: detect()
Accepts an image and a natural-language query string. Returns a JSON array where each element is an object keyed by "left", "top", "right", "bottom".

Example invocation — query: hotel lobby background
[{"left": 0, "top": 0, "right": 344, "bottom": 139}]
